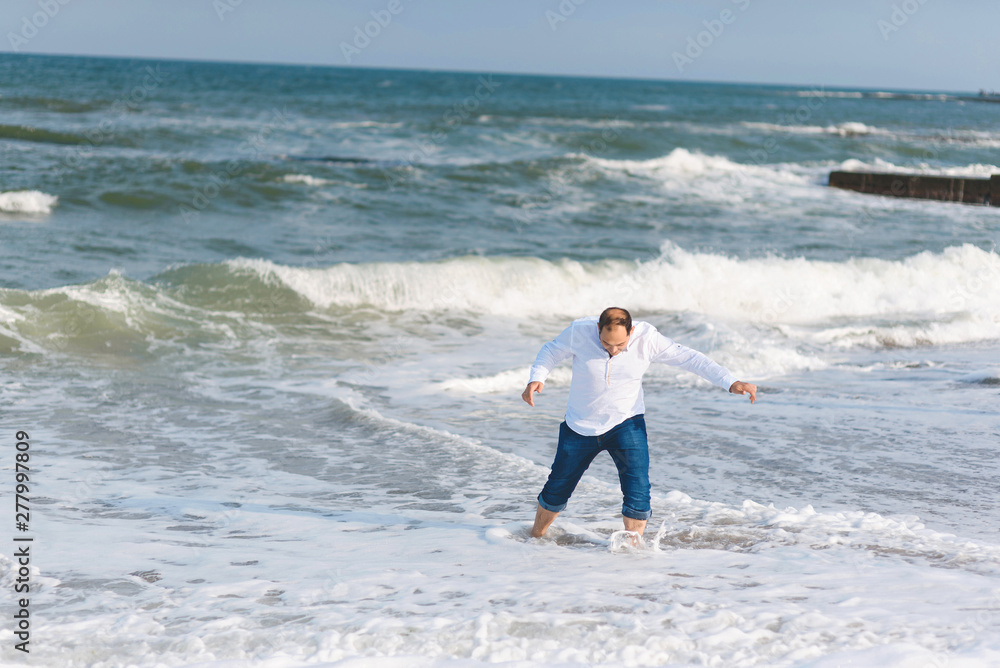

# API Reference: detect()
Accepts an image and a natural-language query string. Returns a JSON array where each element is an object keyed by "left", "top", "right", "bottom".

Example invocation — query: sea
[{"left": 1, "top": 54, "right": 999, "bottom": 668}]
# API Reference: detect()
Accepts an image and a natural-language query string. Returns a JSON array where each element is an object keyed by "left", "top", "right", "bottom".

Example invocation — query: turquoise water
[
  {"left": 2, "top": 54, "right": 999, "bottom": 667},
  {"left": 3, "top": 54, "right": 1000, "bottom": 289}
]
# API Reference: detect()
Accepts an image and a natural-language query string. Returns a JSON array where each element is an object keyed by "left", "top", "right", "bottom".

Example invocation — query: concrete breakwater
[{"left": 829, "top": 171, "right": 1000, "bottom": 206}]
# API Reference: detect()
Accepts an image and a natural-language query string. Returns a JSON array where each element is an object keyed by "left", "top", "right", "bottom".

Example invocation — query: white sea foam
[
  {"left": 837, "top": 157, "right": 1000, "bottom": 178},
  {"left": 955, "top": 369, "right": 1000, "bottom": 384},
  {"left": 7, "top": 242, "right": 999, "bottom": 359},
  {"left": 4, "top": 296, "right": 998, "bottom": 668},
  {"left": 585, "top": 147, "right": 803, "bottom": 179},
  {"left": 935, "top": 129, "right": 1000, "bottom": 149},
  {"left": 658, "top": 490, "right": 1000, "bottom": 572},
  {"left": 743, "top": 121, "right": 885, "bottom": 137},
  {"left": 282, "top": 173, "right": 332, "bottom": 186},
  {"left": 826, "top": 121, "right": 879, "bottom": 136},
  {"left": 741, "top": 121, "right": 1000, "bottom": 149},
  {"left": 581, "top": 148, "right": 817, "bottom": 206},
  {"left": 742, "top": 121, "right": 827, "bottom": 135},
  {"left": 439, "top": 342, "right": 828, "bottom": 394},
  {"left": 440, "top": 366, "right": 573, "bottom": 394},
  {"left": 873, "top": 91, "right": 952, "bottom": 101},
  {"left": 521, "top": 116, "right": 636, "bottom": 129},
  {"left": 227, "top": 242, "right": 1000, "bottom": 350},
  {"left": 0, "top": 189, "right": 58, "bottom": 214},
  {"left": 791, "top": 89, "right": 952, "bottom": 101},
  {"left": 6, "top": 465, "right": 999, "bottom": 667},
  {"left": 327, "top": 120, "right": 403, "bottom": 129},
  {"left": 795, "top": 90, "right": 864, "bottom": 98}
]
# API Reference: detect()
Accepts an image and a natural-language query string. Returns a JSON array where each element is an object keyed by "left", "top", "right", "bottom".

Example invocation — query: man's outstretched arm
[{"left": 651, "top": 332, "right": 759, "bottom": 403}]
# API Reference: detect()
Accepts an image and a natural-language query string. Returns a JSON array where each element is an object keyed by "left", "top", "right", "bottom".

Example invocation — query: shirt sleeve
[
  {"left": 528, "top": 323, "right": 576, "bottom": 383},
  {"left": 649, "top": 331, "right": 738, "bottom": 391}
]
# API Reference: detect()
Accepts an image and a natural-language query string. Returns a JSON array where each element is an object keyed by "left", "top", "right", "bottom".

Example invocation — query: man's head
[{"left": 598, "top": 307, "right": 634, "bottom": 356}]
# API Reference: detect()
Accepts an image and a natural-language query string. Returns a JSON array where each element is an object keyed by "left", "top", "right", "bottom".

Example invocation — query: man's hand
[
  {"left": 729, "top": 381, "right": 758, "bottom": 403},
  {"left": 522, "top": 381, "right": 544, "bottom": 406}
]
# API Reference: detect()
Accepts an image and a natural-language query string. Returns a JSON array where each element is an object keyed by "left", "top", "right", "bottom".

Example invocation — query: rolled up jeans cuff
[
  {"left": 537, "top": 492, "right": 566, "bottom": 514},
  {"left": 622, "top": 504, "right": 651, "bottom": 521}
]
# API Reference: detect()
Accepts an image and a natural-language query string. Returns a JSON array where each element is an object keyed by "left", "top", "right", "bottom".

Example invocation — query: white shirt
[{"left": 528, "top": 316, "right": 738, "bottom": 436}]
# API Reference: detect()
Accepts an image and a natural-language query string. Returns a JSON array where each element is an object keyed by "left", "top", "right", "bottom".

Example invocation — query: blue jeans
[{"left": 537, "top": 414, "right": 651, "bottom": 521}]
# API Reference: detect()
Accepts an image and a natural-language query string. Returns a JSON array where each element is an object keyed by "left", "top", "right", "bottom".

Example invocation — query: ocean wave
[
  {"left": 743, "top": 120, "right": 886, "bottom": 137},
  {"left": 438, "top": 341, "right": 829, "bottom": 392},
  {"left": 836, "top": 157, "right": 1000, "bottom": 178},
  {"left": 0, "top": 190, "right": 58, "bottom": 214},
  {"left": 0, "top": 95, "right": 106, "bottom": 113},
  {"left": 0, "top": 267, "right": 306, "bottom": 357},
  {"left": 744, "top": 121, "right": 1000, "bottom": 149},
  {"left": 0, "top": 123, "right": 92, "bottom": 146},
  {"left": 868, "top": 91, "right": 953, "bottom": 101},
  {"left": 76, "top": 160, "right": 343, "bottom": 211},
  {"left": 516, "top": 116, "right": 638, "bottom": 129},
  {"left": 326, "top": 120, "right": 403, "bottom": 129},
  {"left": 657, "top": 491, "right": 1000, "bottom": 572},
  {"left": 934, "top": 131, "right": 1000, "bottom": 150},
  {"left": 955, "top": 370, "right": 1000, "bottom": 385},
  {"left": 98, "top": 190, "right": 176, "bottom": 209},
  {"left": 281, "top": 174, "right": 333, "bottom": 186},
  {"left": 823, "top": 121, "right": 881, "bottom": 137},
  {"left": 440, "top": 367, "right": 573, "bottom": 394},
  {"left": 794, "top": 90, "right": 864, "bottom": 99},
  {"left": 226, "top": 243, "right": 1000, "bottom": 350},
  {"left": 3, "top": 245, "right": 998, "bottom": 356},
  {"left": 583, "top": 147, "right": 806, "bottom": 179},
  {"left": 580, "top": 148, "right": 816, "bottom": 201},
  {"left": 791, "top": 90, "right": 953, "bottom": 102}
]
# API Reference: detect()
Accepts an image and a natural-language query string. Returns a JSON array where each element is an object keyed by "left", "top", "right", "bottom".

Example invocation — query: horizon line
[{"left": 0, "top": 50, "right": 981, "bottom": 96}]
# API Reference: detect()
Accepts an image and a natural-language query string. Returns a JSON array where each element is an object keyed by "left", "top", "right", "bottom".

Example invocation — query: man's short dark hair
[{"left": 599, "top": 307, "right": 632, "bottom": 333}]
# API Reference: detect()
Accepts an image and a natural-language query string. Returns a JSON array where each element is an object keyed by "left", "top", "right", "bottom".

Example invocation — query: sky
[{"left": 2, "top": 0, "right": 998, "bottom": 92}]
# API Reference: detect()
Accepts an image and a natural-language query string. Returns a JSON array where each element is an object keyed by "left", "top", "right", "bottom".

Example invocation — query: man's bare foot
[
  {"left": 610, "top": 530, "right": 646, "bottom": 551},
  {"left": 531, "top": 504, "right": 559, "bottom": 538}
]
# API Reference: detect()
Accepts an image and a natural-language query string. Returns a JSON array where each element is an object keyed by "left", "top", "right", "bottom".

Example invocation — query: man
[{"left": 521, "top": 307, "right": 757, "bottom": 541}]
